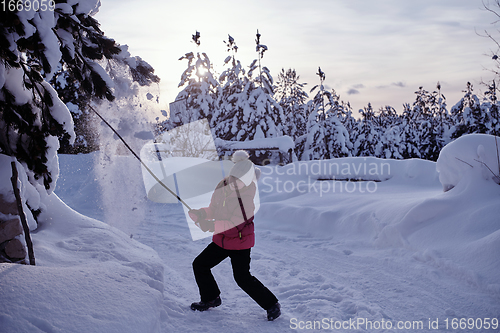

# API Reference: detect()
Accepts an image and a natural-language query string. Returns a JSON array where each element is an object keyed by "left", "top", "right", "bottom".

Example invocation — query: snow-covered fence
[{"left": 215, "top": 136, "right": 295, "bottom": 165}]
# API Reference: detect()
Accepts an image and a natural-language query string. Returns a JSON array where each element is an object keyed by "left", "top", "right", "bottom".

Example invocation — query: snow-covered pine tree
[
  {"left": 354, "top": 103, "right": 379, "bottom": 157},
  {"left": 211, "top": 35, "right": 245, "bottom": 141},
  {"left": 370, "top": 105, "right": 401, "bottom": 159},
  {"left": 412, "top": 86, "right": 442, "bottom": 161},
  {"left": 482, "top": 80, "right": 500, "bottom": 136},
  {"left": 274, "top": 68, "right": 308, "bottom": 157},
  {"left": 399, "top": 103, "right": 421, "bottom": 159},
  {"left": 50, "top": 62, "right": 98, "bottom": 153},
  {"left": 304, "top": 67, "right": 328, "bottom": 160},
  {"left": 215, "top": 31, "right": 284, "bottom": 163},
  {"left": 450, "top": 82, "right": 487, "bottom": 139},
  {"left": 339, "top": 100, "right": 357, "bottom": 153},
  {"left": 0, "top": 0, "right": 138, "bottom": 194},
  {"left": 374, "top": 105, "right": 399, "bottom": 129},
  {"left": 378, "top": 125, "right": 404, "bottom": 159},
  {"left": 431, "top": 82, "right": 452, "bottom": 155},
  {"left": 171, "top": 31, "right": 219, "bottom": 128},
  {"left": 304, "top": 68, "right": 351, "bottom": 160}
]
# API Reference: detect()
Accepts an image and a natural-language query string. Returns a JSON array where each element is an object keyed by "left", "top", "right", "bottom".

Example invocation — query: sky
[{"left": 95, "top": 0, "right": 499, "bottom": 117}]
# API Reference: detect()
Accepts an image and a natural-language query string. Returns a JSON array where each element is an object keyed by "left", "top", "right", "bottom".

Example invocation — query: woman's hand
[
  {"left": 188, "top": 209, "right": 206, "bottom": 222},
  {"left": 197, "top": 219, "right": 215, "bottom": 232}
]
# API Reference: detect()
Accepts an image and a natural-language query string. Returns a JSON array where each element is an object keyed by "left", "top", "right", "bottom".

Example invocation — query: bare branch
[
  {"left": 483, "top": 0, "right": 500, "bottom": 21},
  {"left": 455, "top": 157, "right": 474, "bottom": 168},
  {"left": 474, "top": 159, "right": 500, "bottom": 184}
]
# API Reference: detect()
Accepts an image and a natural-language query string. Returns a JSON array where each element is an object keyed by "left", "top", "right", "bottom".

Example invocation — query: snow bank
[
  {"left": 437, "top": 133, "right": 500, "bottom": 191},
  {"left": 0, "top": 180, "right": 164, "bottom": 332},
  {"left": 256, "top": 153, "right": 500, "bottom": 293},
  {"left": 256, "top": 157, "right": 440, "bottom": 239}
]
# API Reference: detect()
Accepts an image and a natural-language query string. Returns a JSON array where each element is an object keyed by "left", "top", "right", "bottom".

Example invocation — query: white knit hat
[{"left": 229, "top": 150, "right": 255, "bottom": 186}]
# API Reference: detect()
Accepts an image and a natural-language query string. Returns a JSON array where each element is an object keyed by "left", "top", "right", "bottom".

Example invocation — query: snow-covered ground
[{"left": 1, "top": 134, "right": 499, "bottom": 332}]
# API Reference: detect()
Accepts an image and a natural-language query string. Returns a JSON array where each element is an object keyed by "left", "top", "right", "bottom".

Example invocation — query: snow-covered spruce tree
[
  {"left": 412, "top": 86, "right": 435, "bottom": 160},
  {"left": 0, "top": 1, "right": 125, "bottom": 194},
  {"left": 411, "top": 85, "right": 448, "bottom": 161},
  {"left": 0, "top": 0, "right": 161, "bottom": 241},
  {"left": 50, "top": 61, "right": 97, "bottom": 153},
  {"left": 274, "top": 68, "right": 308, "bottom": 158},
  {"left": 340, "top": 100, "right": 357, "bottom": 152},
  {"left": 431, "top": 82, "right": 452, "bottom": 155},
  {"left": 52, "top": 45, "right": 159, "bottom": 153},
  {"left": 304, "top": 67, "right": 328, "bottom": 160},
  {"left": 354, "top": 103, "right": 379, "bottom": 157},
  {"left": 450, "top": 82, "right": 488, "bottom": 139},
  {"left": 211, "top": 34, "right": 245, "bottom": 141},
  {"left": 483, "top": 80, "right": 500, "bottom": 136},
  {"left": 374, "top": 105, "right": 399, "bottom": 130},
  {"left": 398, "top": 103, "right": 421, "bottom": 159},
  {"left": 377, "top": 125, "right": 403, "bottom": 159},
  {"left": 304, "top": 67, "right": 351, "bottom": 160},
  {"left": 216, "top": 31, "right": 284, "bottom": 163},
  {"left": 170, "top": 31, "right": 218, "bottom": 129},
  {"left": 352, "top": 104, "right": 401, "bottom": 159}
]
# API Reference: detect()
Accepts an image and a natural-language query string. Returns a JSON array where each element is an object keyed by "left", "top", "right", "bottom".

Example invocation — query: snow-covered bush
[{"left": 436, "top": 134, "right": 500, "bottom": 191}]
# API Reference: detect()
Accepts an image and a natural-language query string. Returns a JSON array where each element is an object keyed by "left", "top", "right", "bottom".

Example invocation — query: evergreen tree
[
  {"left": 304, "top": 68, "right": 351, "bottom": 160},
  {"left": 482, "top": 80, "right": 500, "bottom": 136},
  {"left": 450, "top": 82, "right": 486, "bottom": 138},
  {"left": 211, "top": 35, "right": 245, "bottom": 141},
  {"left": 50, "top": 62, "right": 98, "bottom": 153},
  {"left": 173, "top": 31, "right": 219, "bottom": 128},
  {"left": 304, "top": 67, "right": 329, "bottom": 160},
  {"left": 0, "top": 1, "right": 143, "bottom": 194},
  {"left": 215, "top": 32, "right": 283, "bottom": 147},
  {"left": 340, "top": 100, "right": 357, "bottom": 152},
  {"left": 237, "top": 32, "right": 284, "bottom": 141},
  {"left": 354, "top": 103, "right": 379, "bottom": 157},
  {"left": 399, "top": 103, "right": 421, "bottom": 159},
  {"left": 375, "top": 105, "right": 399, "bottom": 129},
  {"left": 431, "top": 82, "right": 452, "bottom": 156},
  {"left": 274, "top": 68, "right": 308, "bottom": 144},
  {"left": 377, "top": 125, "right": 403, "bottom": 159},
  {"left": 412, "top": 86, "right": 442, "bottom": 161}
]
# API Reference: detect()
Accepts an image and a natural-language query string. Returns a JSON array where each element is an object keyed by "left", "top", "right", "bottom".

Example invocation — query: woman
[{"left": 188, "top": 150, "right": 281, "bottom": 321}]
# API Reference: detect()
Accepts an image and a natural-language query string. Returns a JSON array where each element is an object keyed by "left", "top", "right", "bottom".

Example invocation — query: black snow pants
[{"left": 193, "top": 242, "right": 278, "bottom": 310}]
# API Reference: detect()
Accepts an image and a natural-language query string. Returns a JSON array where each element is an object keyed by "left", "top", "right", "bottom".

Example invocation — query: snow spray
[{"left": 88, "top": 88, "right": 193, "bottom": 237}]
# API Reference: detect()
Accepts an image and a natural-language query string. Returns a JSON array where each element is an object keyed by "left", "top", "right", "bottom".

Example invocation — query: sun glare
[{"left": 196, "top": 66, "right": 208, "bottom": 78}]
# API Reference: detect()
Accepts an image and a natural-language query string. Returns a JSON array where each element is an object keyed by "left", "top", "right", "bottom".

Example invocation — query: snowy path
[{"left": 129, "top": 202, "right": 498, "bottom": 332}]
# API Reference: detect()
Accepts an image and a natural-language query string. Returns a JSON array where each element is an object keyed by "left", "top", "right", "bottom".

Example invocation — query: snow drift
[
  {"left": 436, "top": 133, "right": 500, "bottom": 191},
  {"left": 0, "top": 159, "right": 164, "bottom": 333}
]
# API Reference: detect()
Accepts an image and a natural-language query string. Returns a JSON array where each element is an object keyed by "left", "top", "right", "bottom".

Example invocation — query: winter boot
[
  {"left": 267, "top": 302, "right": 281, "bottom": 321},
  {"left": 190, "top": 296, "right": 222, "bottom": 311}
]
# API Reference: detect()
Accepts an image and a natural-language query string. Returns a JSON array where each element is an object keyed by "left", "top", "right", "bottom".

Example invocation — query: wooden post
[{"left": 10, "top": 160, "right": 35, "bottom": 265}]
